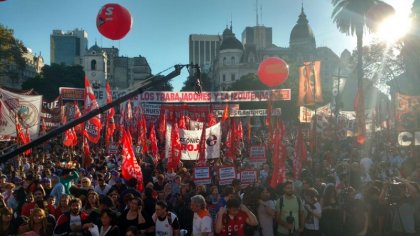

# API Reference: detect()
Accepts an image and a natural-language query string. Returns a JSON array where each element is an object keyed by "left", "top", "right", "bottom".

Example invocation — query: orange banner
[{"left": 298, "top": 61, "right": 322, "bottom": 106}]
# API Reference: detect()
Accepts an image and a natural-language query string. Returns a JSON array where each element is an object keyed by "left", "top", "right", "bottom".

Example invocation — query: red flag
[
  {"left": 236, "top": 120, "right": 243, "bottom": 141},
  {"left": 137, "top": 115, "right": 148, "bottom": 155},
  {"left": 266, "top": 95, "right": 272, "bottom": 127},
  {"left": 105, "top": 81, "right": 116, "bottom": 144},
  {"left": 207, "top": 110, "right": 217, "bottom": 127},
  {"left": 71, "top": 128, "right": 78, "bottom": 146},
  {"left": 149, "top": 123, "right": 159, "bottom": 164},
  {"left": 24, "top": 128, "right": 31, "bottom": 156},
  {"left": 121, "top": 129, "right": 144, "bottom": 191},
  {"left": 293, "top": 126, "right": 307, "bottom": 179},
  {"left": 222, "top": 103, "right": 229, "bottom": 121},
  {"left": 270, "top": 119, "right": 286, "bottom": 188},
  {"left": 197, "top": 122, "right": 207, "bottom": 166},
  {"left": 15, "top": 116, "right": 26, "bottom": 144},
  {"left": 167, "top": 123, "right": 181, "bottom": 170},
  {"left": 63, "top": 129, "right": 75, "bottom": 147},
  {"left": 158, "top": 111, "right": 166, "bottom": 141},
  {"left": 84, "top": 77, "right": 102, "bottom": 144},
  {"left": 227, "top": 118, "right": 237, "bottom": 161},
  {"left": 73, "top": 102, "right": 84, "bottom": 134},
  {"left": 178, "top": 113, "right": 187, "bottom": 129},
  {"left": 82, "top": 131, "right": 91, "bottom": 167}
]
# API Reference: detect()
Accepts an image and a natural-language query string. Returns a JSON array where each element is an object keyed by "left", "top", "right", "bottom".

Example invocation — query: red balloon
[
  {"left": 258, "top": 57, "right": 289, "bottom": 87},
  {"left": 356, "top": 134, "right": 366, "bottom": 145},
  {"left": 96, "top": 4, "right": 132, "bottom": 40}
]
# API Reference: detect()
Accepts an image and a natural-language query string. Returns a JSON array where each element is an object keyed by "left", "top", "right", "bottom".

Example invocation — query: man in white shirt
[
  {"left": 152, "top": 200, "right": 180, "bottom": 236},
  {"left": 94, "top": 174, "right": 111, "bottom": 196},
  {"left": 190, "top": 195, "right": 213, "bottom": 236}
]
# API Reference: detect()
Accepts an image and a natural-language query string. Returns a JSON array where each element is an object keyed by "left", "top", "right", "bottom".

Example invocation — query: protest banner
[
  {"left": 193, "top": 166, "right": 211, "bottom": 185},
  {"left": 218, "top": 166, "right": 236, "bottom": 185}
]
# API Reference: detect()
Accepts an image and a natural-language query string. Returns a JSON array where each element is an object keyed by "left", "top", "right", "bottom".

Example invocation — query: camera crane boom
[{"left": 0, "top": 64, "right": 200, "bottom": 164}]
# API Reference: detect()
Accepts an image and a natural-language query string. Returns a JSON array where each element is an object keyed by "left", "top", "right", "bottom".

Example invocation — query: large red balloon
[
  {"left": 258, "top": 57, "right": 289, "bottom": 87},
  {"left": 96, "top": 4, "right": 132, "bottom": 40}
]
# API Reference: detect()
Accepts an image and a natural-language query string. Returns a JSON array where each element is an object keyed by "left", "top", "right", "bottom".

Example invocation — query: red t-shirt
[
  {"left": 219, "top": 210, "right": 249, "bottom": 236},
  {"left": 21, "top": 202, "right": 36, "bottom": 217}
]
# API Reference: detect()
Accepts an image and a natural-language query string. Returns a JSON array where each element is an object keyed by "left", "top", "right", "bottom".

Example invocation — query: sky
[{"left": 0, "top": 0, "right": 414, "bottom": 91}]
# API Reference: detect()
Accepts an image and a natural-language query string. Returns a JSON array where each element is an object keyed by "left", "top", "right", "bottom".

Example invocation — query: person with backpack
[
  {"left": 215, "top": 198, "right": 258, "bottom": 236},
  {"left": 275, "top": 181, "right": 304, "bottom": 236},
  {"left": 152, "top": 200, "right": 180, "bottom": 236}
]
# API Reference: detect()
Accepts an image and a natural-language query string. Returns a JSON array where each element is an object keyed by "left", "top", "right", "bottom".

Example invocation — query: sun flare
[{"left": 376, "top": 14, "right": 412, "bottom": 44}]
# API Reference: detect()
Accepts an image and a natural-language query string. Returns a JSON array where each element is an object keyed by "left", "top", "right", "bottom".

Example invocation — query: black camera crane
[{"left": 0, "top": 63, "right": 201, "bottom": 164}]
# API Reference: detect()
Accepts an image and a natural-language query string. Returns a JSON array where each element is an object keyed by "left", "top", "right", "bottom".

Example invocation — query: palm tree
[{"left": 331, "top": 0, "right": 393, "bottom": 136}]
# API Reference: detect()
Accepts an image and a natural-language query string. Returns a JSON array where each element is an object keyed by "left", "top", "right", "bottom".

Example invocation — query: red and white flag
[
  {"left": 149, "top": 123, "right": 159, "bottom": 165},
  {"left": 82, "top": 130, "right": 92, "bottom": 168},
  {"left": 167, "top": 122, "right": 181, "bottom": 170},
  {"left": 73, "top": 102, "right": 84, "bottom": 134},
  {"left": 121, "top": 129, "right": 144, "bottom": 191},
  {"left": 105, "top": 81, "right": 116, "bottom": 144},
  {"left": 84, "top": 77, "right": 102, "bottom": 144},
  {"left": 137, "top": 115, "right": 148, "bottom": 155}
]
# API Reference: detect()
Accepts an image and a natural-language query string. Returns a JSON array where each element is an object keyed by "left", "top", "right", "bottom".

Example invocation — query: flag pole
[{"left": 0, "top": 64, "right": 189, "bottom": 164}]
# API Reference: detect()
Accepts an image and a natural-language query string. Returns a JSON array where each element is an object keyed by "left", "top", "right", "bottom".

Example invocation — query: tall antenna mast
[
  {"left": 260, "top": 4, "right": 263, "bottom": 25},
  {"left": 256, "top": 0, "right": 259, "bottom": 26}
]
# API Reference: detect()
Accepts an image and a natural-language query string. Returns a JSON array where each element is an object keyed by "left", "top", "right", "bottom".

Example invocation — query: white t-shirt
[
  {"left": 257, "top": 200, "right": 276, "bottom": 236},
  {"left": 192, "top": 212, "right": 213, "bottom": 236},
  {"left": 304, "top": 202, "right": 322, "bottom": 231},
  {"left": 153, "top": 212, "right": 179, "bottom": 236}
]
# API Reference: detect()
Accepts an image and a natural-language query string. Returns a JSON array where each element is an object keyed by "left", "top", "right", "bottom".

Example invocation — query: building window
[
  {"left": 231, "top": 74, "right": 235, "bottom": 81},
  {"left": 223, "top": 57, "right": 227, "bottom": 65},
  {"left": 91, "top": 60, "right": 97, "bottom": 70},
  {"left": 222, "top": 74, "right": 226, "bottom": 81},
  {"left": 231, "top": 56, "right": 235, "bottom": 65}
]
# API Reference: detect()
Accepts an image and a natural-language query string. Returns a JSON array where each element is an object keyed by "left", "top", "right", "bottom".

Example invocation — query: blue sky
[{"left": 0, "top": 0, "right": 413, "bottom": 91}]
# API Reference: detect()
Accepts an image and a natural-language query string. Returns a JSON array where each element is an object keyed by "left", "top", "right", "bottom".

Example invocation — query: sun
[{"left": 376, "top": 14, "right": 412, "bottom": 44}]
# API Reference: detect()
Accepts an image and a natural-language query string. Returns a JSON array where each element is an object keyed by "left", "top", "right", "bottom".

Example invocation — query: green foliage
[
  {"left": 21, "top": 64, "right": 84, "bottom": 101},
  {"left": 147, "top": 75, "right": 174, "bottom": 91},
  {"left": 181, "top": 72, "right": 212, "bottom": 92},
  {"left": 0, "top": 24, "right": 27, "bottom": 76},
  {"left": 227, "top": 62, "right": 301, "bottom": 121}
]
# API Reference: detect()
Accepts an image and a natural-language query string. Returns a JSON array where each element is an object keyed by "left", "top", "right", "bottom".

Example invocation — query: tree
[
  {"left": 331, "top": 0, "right": 394, "bottom": 135},
  {"left": 21, "top": 63, "right": 84, "bottom": 100},
  {"left": 363, "top": 40, "right": 405, "bottom": 93},
  {"left": 147, "top": 75, "right": 173, "bottom": 91},
  {"left": 181, "top": 72, "right": 212, "bottom": 92},
  {"left": 400, "top": 0, "right": 420, "bottom": 95},
  {"left": 0, "top": 24, "right": 27, "bottom": 81}
]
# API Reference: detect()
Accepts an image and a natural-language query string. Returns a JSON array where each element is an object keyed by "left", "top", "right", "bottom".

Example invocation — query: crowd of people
[{"left": 0, "top": 126, "right": 419, "bottom": 236}]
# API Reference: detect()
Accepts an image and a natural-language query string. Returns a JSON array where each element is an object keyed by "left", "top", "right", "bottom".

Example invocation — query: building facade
[
  {"left": 50, "top": 29, "right": 88, "bottom": 65},
  {"left": 189, "top": 34, "right": 221, "bottom": 73},
  {"left": 211, "top": 7, "right": 342, "bottom": 92},
  {"left": 0, "top": 48, "right": 44, "bottom": 90}
]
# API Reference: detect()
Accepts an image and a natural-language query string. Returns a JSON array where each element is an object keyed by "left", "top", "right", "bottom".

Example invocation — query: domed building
[{"left": 211, "top": 6, "right": 341, "bottom": 91}]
